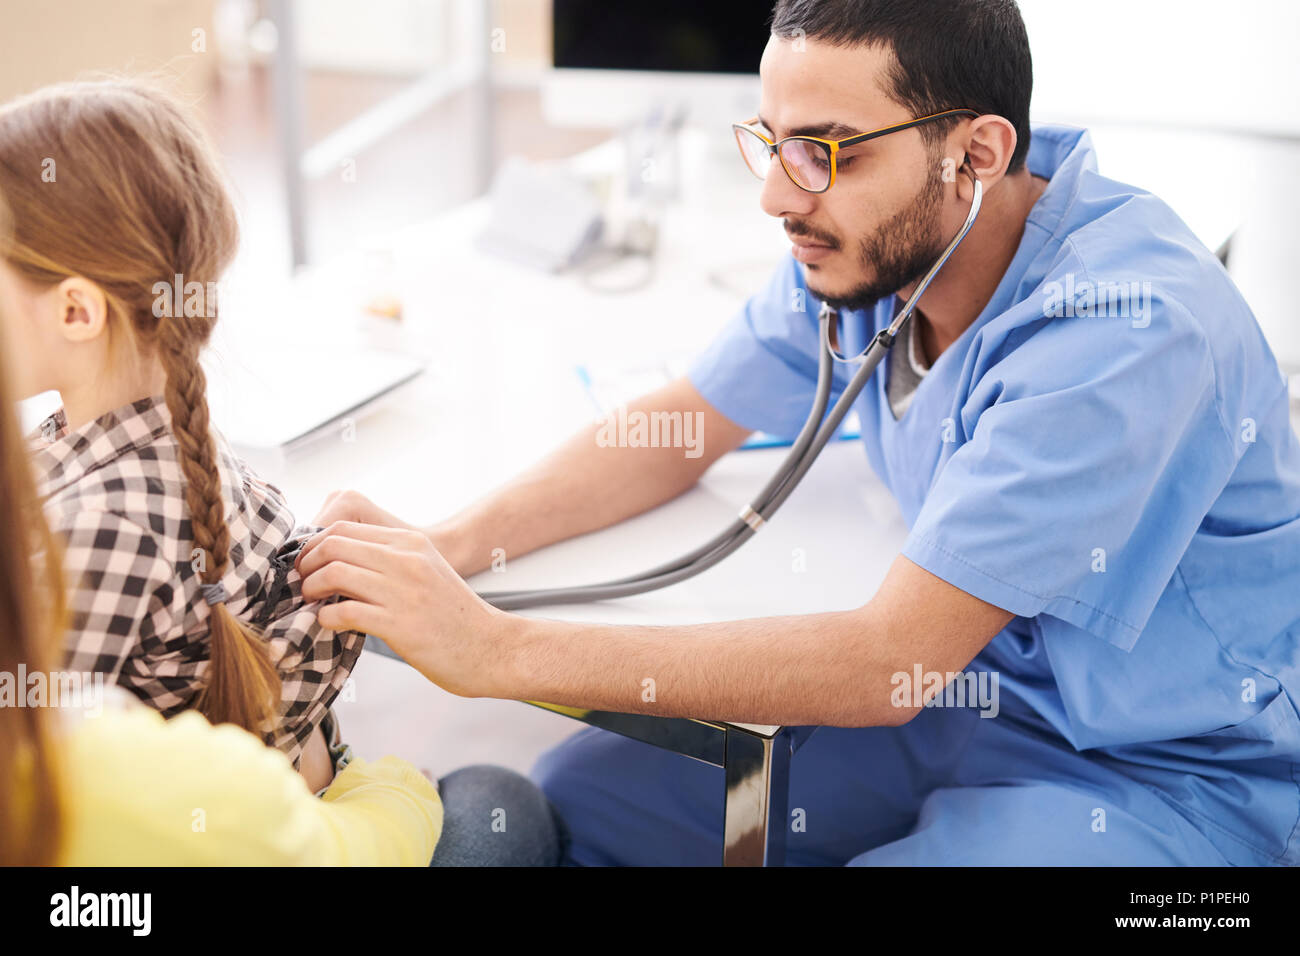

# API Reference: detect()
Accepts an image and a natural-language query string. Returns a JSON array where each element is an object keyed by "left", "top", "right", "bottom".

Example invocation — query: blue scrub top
[{"left": 689, "top": 124, "right": 1300, "bottom": 854}]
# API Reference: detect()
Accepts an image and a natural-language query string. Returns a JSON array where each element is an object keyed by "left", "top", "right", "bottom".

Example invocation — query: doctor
[{"left": 298, "top": 0, "right": 1300, "bottom": 866}]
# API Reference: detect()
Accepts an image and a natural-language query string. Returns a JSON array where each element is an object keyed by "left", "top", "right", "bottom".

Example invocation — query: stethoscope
[{"left": 479, "top": 166, "right": 983, "bottom": 611}]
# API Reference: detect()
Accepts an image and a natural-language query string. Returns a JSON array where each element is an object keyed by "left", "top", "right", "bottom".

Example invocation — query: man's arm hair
[{"left": 431, "top": 375, "right": 752, "bottom": 576}]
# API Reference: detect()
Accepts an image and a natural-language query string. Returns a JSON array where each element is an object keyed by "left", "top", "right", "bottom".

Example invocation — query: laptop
[{"left": 204, "top": 339, "right": 425, "bottom": 455}]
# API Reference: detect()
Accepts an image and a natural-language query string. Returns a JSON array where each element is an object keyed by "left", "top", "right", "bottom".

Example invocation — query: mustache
[{"left": 783, "top": 219, "right": 840, "bottom": 249}]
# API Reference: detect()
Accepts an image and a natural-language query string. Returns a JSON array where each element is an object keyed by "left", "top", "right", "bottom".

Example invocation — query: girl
[
  {"left": 0, "top": 79, "right": 354, "bottom": 791},
  {"left": 0, "top": 291, "right": 442, "bottom": 865},
  {"left": 0, "top": 79, "right": 567, "bottom": 867}
]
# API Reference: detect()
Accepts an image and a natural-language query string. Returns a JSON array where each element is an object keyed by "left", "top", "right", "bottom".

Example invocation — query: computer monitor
[{"left": 543, "top": 0, "right": 770, "bottom": 130}]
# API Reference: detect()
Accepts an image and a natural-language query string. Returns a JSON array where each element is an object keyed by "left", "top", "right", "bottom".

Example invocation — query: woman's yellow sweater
[{"left": 55, "top": 701, "right": 442, "bottom": 866}]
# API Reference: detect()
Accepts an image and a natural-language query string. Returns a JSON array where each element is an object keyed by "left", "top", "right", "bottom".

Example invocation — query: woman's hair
[
  {"left": 0, "top": 80, "right": 281, "bottom": 735},
  {"left": 0, "top": 199, "right": 65, "bottom": 865}
]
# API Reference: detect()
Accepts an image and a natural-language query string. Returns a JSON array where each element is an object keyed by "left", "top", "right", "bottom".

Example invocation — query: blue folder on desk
[{"left": 575, "top": 359, "right": 860, "bottom": 450}]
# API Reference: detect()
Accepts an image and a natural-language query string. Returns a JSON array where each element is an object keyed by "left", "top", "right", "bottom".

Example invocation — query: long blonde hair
[
  {"left": 0, "top": 196, "right": 64, "bottom": 865},
  {"left": 0, "top": 80, "right": 280, "bottom": 735}
]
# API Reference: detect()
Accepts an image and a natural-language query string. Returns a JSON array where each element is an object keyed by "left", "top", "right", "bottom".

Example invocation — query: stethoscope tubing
[{"left": 478, "top": 169, "right": 982, "bottom": 611}]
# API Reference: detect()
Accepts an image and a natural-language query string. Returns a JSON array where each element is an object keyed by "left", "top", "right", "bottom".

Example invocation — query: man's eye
[{"left": 838, "top": 156, "right": 857, "bottom": 170}]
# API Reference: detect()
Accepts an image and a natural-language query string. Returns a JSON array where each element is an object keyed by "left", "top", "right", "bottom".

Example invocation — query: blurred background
[
  {"left": 6, "top": 0, "right": 1299, "bottom": 778},
  {"left": 4, "top": 0, "right": 1297, "bottom": 311}
]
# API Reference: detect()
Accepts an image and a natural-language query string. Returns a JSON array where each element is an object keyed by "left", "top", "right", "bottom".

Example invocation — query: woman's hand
[{"left": 295, "top": 521, "right": 515, "bottom": 699}]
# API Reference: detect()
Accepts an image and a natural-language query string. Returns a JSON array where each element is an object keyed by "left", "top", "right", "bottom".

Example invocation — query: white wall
[
  {"left": 295, "top": 0, "right": 452, "bottom": 75},
  {"left": 1019, "top": 0, "right": 1300, "bottom": 136}
]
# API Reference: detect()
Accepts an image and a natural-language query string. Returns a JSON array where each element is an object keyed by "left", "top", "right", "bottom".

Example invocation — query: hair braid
[
  {"left": 158, "top": 327, "right": 227, "bottom": 572},
  {"left": 157, "top": 318, "right": 281, "bottom": 733}
]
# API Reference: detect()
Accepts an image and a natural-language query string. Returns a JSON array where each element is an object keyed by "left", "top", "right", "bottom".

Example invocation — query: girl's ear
[{"left": 54, "top": 277, "right": 109, "bottom": 343}]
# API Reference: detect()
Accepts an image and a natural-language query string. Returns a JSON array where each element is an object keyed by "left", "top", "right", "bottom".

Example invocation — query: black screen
[{"left": 552, "top": 0, "right": 772, "bottom": 74}]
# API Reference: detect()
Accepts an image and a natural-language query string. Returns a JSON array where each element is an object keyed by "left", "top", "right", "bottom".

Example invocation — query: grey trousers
[{"left": 429, "top": 764, "right": 569, "bottom": 866}]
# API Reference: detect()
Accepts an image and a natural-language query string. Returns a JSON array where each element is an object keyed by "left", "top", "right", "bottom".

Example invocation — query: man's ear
[
  {"left": 54, "top": 276, "right": 109, "bottom": 343},
  {"left": 958, "top": 115, "right": 1018, "bottom": 191}
]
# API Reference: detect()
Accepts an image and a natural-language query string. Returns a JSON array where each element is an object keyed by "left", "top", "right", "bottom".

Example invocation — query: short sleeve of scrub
[
  {"left": 688, "top": 254, "right": 838, "bottom": 439},
  {"left": 902, "top": 294, "right": 1240, "bottom": 651}
]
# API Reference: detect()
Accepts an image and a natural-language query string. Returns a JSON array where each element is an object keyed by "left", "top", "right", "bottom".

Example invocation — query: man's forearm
[
  {"left": 478, "top": 555, "right": 1015, "bottom": 728},
  {"left": 430, "top": 423, "right": 692, "bottom": 576},
  {"left": 430, "top": 378, "right": 751, "bottom": 576},
  {"left": 302, "top": 525, "right": 1013, "bottom": 727},
  {"left": 497, "top": 606, "right": 907, "bottom": 728}
]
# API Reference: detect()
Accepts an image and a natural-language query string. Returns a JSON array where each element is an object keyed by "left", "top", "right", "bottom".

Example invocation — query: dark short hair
[{"left": 770, "top": 0, "right": 1033, "bottom": 172}]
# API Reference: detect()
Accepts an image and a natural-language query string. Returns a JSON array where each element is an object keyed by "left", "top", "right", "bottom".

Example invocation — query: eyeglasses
[{"left": 732, "top": 109, "right": 978, "bottom": 194}]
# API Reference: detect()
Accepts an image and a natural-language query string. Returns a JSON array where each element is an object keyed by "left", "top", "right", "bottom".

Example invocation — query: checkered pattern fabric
[{"left": 31, "top": 395, "right": 364, "bottom": 768}]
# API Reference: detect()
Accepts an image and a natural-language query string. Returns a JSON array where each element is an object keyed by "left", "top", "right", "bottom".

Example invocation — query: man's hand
[
  {"left": 313, "top": 490, "right": 419, "bottom": 534},
  {"left": 312, "top": 490, "right": 472, "bottom": 575},
  {"left": 295, "top": 521, "right": 512, "bottom": 699}
]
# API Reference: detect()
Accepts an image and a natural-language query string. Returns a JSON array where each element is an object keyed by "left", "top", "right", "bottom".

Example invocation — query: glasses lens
[
  {"left": 779, "top": 139, "right": 832, "bottom": 192},
  {"left": 734, "top": 125, "right": 773, "bottom": 181}
]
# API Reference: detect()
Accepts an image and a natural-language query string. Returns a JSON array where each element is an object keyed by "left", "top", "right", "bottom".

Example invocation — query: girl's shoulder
[{"left": 35, "top": 401, "right": 302, "bottom": 576}]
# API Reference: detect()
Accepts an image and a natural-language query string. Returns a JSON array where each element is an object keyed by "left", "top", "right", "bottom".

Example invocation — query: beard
[{"left": 787, "top": 161, "right": 948, "bottom": 313}]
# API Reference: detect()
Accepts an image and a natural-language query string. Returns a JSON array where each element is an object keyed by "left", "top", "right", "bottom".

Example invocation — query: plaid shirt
[{"left": 30, "top": 395, "right": 363, "bottom": 768}]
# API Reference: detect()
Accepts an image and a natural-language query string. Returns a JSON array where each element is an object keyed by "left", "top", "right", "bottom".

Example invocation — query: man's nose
[{"left": 758, "top": 154, "right": 817, "bottom": 220}]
